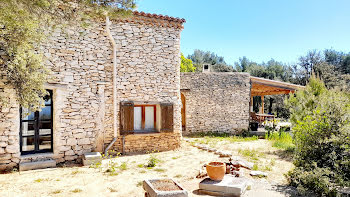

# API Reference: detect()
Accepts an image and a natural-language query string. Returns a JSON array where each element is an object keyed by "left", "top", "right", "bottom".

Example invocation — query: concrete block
[
  {"left": 83, "top": 152, "right": 101, "bottom": 160},
  {"left": 82, "top": 152, "right": 102, "bottom": 166},
  {"left": 82, "top": 159, "right": 101, "bottom": 166},
  {"left": 199, "top": 175, "right": 249, "bottom": 197},
  {"left": 19, "top": 159, "right": 56, "bottom": 171},
  {"left": 143, "top": 178, "right": 188, "bottom": 197}
]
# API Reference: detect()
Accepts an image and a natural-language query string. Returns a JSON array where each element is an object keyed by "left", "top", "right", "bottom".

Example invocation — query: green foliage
[
  {"left": 180, "top": 53, "right": 196, "bottom": 72},
  {"left": 34, "top": 178, "right": 49, "bottom": 183},
  {"left": 265, "top": 132, "right": 294, "bottom": 151},
  {"left": 187, "top": 49, "right": 235, "bottom": 72},
  {"left": 238, "top": 148, "right": 265, "bottom": 162},
  {"left": 105, "top": 161, "right": 119, "bottom": 176},
  {"left": 285, "top": 77, "right": 350, "bottom": 195},
  {"left": 118, "top": 162, "right": 128, "bottom": 171},
  {"left": 0, "top": 0, "right": 135, "bottom": 112},
  {"left": 288, "top": 164, "right": 338, "bottom": 196},
  {"left": 147, "top": 153, "right": 160, "bottom": 168},
  {"left": 236, "top": 49, "right": 350, "bottom": 93},
  {"left": 71, "top": 188, "right": 82, "bottom": 193},
  {"left": 136, "top": 181, "right": 143, "bottom": 187},
  {"left": 137, "top": 164, "right": 144, "bottom": 168},
  {"left": 188, "top": 132, "right": 258, "bottom": 147},
  {"left": 153, "top": 168, "right": 166, "bottom": 173},
  {"left": 0, "top": 0, "right": 51, "bottom": 111}
]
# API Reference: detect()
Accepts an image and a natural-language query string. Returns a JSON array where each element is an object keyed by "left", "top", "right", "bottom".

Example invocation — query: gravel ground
[{"left": 0, "top": 139, "right": 297, "bottom": 197}]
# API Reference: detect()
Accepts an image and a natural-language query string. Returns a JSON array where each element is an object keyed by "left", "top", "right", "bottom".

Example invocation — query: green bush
[
  {"left": 285, "top": 77, "right": 350, "bottom": 196},
  {"left": 288, "top": 164, "right": 338, "bottom": 196},
  {"left": 265, "top": 132, "right": 295, "bottom": 151},
  {"left": 146, "top": 153, "right": 159, "bottom": 168}
]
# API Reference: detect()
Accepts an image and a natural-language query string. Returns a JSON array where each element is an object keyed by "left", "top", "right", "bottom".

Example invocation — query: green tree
[
  {"left": 187, "top": 49, "right": 235, "bottom": 72},
  {"left": 234, "top": 56, "right": 252, "bottom": 72},
  {"left": 286, "top": 77, "right": 350, "bottom": 195},
  {"left": 180, "top": 53, "right": 196, "bottom": 72},
  {"left": 0, "top": 0, "right": 135, "bottom": 112}
]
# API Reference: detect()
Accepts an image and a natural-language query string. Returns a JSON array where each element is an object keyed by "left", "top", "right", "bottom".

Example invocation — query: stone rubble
[{"left": 250, "top": 171, "right": 268, "bottom": 177}]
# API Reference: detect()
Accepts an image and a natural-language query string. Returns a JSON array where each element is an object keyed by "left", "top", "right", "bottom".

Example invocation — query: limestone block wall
[
  {"left": 112, "top": 132, "right": 181, "bottom": 153},
  {"left": 0, "top": 16, "right": 183, "bottom": 170},
  {"left": 109, "top": 21, "right": 182, "bottom": 153},
  {"left": 0, "top": 86, "right": 20, "bottom": 171},
  {"left": 180, "top": 73, "right": 251, "bottom": 135}
]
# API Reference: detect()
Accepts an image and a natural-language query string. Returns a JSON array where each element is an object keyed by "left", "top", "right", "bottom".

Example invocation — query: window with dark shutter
[
  {"left": 160, "top": 103, "right": 174, "bottom": 132},
  {"left": 120, "top": 101, "right": 134, "bottom": 135}
]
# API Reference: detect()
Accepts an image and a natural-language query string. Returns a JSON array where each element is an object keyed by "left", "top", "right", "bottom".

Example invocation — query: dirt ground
[{"left": 0, "top": 139, "right": 297, "bottom": 197}]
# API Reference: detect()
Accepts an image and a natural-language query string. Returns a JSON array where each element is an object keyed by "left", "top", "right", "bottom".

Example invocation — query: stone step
[
  {"left": 19, "top": 159, "right": 56, "bottom": 171},
  {"left": 199, "top": 175, "right": 250, "bottom": 197}
]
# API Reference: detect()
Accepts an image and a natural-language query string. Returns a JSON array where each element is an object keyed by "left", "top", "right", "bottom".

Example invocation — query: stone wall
[
  {"left": 0, "top": 16, "right": 183, "bottom": 170},
  {"left": 180, "top": 73, "right": 251, "bottom": 135},
  {"left": 110, "top": 20, "right": 182, "bottom": 153},
  {"left": 0, "top": 87, "right": 20, "bottom": 171},
  {"left": 113, "top": 132, "right": 181, "bottom": 153}
]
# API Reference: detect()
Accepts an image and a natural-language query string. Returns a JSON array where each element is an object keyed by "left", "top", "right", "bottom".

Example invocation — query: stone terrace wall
[
  {"left": 0, "top": 17, "right": 183, "bottom": 170},
  {"left": 180, "top": 73, "right": 251, "bottom": 135}
]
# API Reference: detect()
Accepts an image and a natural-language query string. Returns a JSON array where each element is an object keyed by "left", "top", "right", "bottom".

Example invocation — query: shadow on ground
[
  {"left": 272, "top": 184, "right": 301, "bottom": 197},
  {"left": 269, "top": 149, "right": 294, "bottom": 162}
]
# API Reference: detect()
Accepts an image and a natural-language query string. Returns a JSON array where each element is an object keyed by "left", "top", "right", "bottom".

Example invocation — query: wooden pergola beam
[{"left": 251, "top": 90, "right": 293, "bottom": 96}]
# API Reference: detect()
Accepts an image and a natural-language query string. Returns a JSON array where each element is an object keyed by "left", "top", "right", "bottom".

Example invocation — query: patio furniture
[
  {"left": 255, "top": 113, "right": 275, "bottom": 123},
  {"left": 249, "top": 112, "right": 265, "bottom": 126}
]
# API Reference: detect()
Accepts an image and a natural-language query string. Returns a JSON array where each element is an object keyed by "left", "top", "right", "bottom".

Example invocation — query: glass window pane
[
  {"left": 134, "top": 107, "right": 142, "bottom": 130},
  {"left": 145, "top": 106, "right": 155, "bottom": 130},
  {"left": 22, "top": 136, "right": 35, "bottom": 151},
  {"left": 43, "top": 93, "right": 51, "bottom": 105},
  {"left": 22, "top": 122, "right": 35, "bottom": 136},
  {"left": 39, "top": 121, "right": 52, "bottom": 135},
  {"left": 39, "top": 135, "right": 51, "bottom": 150},
  {"left": 39, "top": 106, "right": 51, "bottom": 120},
  {"left": 22, "top": 108, "right": 35, "bottom": 120}
]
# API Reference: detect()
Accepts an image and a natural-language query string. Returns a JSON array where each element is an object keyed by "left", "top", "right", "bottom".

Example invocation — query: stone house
[
  {"left": 180, "top": 72, "right": 251, "bottom": 135},
  {"left": 0, "top": 11, "right": 185, "bottom": 171},
  {"left": 0, "top": 10, "right": 303, "bottom": 171},
  {"left": 180, "top": 72, "right": 303, "bottom": 135}
]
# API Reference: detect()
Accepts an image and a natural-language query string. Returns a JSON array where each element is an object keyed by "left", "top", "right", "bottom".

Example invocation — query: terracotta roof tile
[{"left": 133, "top": 11, "right": 186, "bottom": 24}]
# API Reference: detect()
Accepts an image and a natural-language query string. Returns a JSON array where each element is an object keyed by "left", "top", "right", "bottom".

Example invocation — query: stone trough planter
[{"left": 143, "top": 178, "right": 188, "bottom": 197}]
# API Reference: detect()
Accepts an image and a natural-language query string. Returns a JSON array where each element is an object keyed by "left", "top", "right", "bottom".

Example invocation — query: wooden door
[{"left": 181, "top": 93, "right": 186, "bottom": 131}]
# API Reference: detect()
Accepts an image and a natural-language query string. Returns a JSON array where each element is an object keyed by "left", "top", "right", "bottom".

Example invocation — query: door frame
[
  {"left": 181, "top": 93, "right": 186, "bottom": 131},
  {"left": 19, "top": 90, "right": 53, "bottom": 155}
]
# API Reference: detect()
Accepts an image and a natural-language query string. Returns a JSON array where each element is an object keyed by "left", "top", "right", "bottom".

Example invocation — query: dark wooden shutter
[
  {"left": 120, "top": 101, "right": 134, "bottom": 135},
  {"left": 160, "top": 103, "right": 174, "bottom": 132}
]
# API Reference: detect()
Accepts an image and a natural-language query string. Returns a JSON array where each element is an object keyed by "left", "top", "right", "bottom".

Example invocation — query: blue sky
[{"left": 137, "top": 0, "right": 350, "bottom": 65}]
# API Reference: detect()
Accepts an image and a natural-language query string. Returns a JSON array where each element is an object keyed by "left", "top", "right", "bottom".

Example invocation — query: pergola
[{"left": 250, "top": 76, "right": 304, "bottom": 114}]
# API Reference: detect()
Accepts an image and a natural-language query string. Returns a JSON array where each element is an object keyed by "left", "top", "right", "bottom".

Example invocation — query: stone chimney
[{"left": 202, "top": 64, "right": 211, "bottom": 73}]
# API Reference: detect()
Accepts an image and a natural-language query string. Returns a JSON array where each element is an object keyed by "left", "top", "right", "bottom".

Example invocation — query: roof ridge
[{"left": 133, "top": 11, "right": 186, "bottom": 24}]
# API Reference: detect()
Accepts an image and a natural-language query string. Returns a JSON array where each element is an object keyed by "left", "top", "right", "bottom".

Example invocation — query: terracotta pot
[{"left": 206, "top": 162, "right": 226, "bottom": 181}]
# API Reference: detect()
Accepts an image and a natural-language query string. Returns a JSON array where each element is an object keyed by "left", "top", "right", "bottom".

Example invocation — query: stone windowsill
[{"left": 20, "top": 152, "right": 54, "bottom": 159}]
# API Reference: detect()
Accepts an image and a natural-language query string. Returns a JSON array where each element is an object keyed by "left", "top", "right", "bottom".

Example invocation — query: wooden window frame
[{"left": 134, "top": 104, "right": 156, "bottom": 131}]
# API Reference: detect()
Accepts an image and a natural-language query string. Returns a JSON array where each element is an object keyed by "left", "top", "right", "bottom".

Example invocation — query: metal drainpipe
[
  {"left": 104, "top": 15, "right": 118, "bottom": 156},
  {"left": 122, "top": 135, "right": 125, "bottom": 155}
]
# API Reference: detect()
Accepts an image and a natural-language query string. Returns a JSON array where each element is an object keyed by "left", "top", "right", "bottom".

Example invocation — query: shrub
[
  {"left": 147, "top": 153, "right": 160, "bottom": 168},
  {"left": 265, "top": 132, "right": 294, "bottom": 150},
  {"left": 285, "top": 77, "right": 350, "bottom": 195},
  {"left": 119, "top": 162, "right": 128, "bottom": 171}
]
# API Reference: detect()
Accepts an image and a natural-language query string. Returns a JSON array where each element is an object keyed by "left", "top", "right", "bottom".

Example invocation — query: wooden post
[
  {"left": 250, "top": 96, "right": 253, "bottom": 112},
  {"left": 261, "top": 96, "right": 264, "bottom": 114}
]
